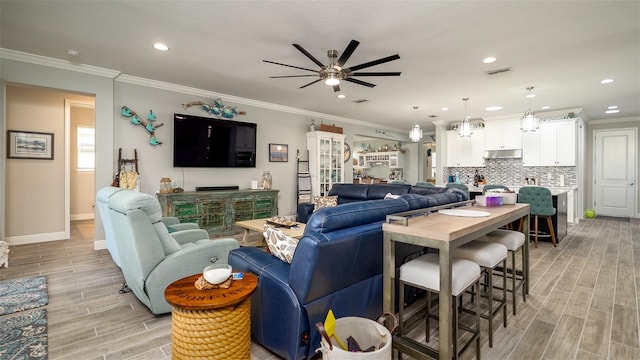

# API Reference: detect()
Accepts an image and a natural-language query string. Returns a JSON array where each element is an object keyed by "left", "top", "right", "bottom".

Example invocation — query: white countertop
[{"left": 466, "top": 185, "right": 577, "bottom": 195}]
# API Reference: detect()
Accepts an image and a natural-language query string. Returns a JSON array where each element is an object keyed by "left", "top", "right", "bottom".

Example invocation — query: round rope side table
[{"left": 164, "top": 272, "right": 258, "bottom": 360}]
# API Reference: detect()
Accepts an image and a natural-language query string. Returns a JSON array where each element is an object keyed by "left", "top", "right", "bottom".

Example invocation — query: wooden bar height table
[
  {"left": 164, "top": 272, "right": 258, "bottom": 360},
  {"left": 382, "top": 203, "right": 530, "bottom": 360}
]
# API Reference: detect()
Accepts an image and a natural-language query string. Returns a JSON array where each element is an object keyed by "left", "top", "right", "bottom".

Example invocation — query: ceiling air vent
[
  {"left": 486, "top": 67, "right": 511, "bottom": 76},
  {"left": 352, "top": 99, "right": 368, "bottom": 104}
]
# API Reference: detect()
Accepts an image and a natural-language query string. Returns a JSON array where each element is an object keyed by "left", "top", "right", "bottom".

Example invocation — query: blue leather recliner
[{"left": 229, "top": 191, "right": 465, "bottom": 359}]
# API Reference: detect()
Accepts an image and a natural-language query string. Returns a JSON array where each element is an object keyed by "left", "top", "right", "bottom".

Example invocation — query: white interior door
[{"left": 594, "top": 128, "right": 637, "bottom": 217}]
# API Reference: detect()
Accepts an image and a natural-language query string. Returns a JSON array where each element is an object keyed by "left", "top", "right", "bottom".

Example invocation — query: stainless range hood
[{"left": 483, "top": 149, "right": 522, "bottom": 159}]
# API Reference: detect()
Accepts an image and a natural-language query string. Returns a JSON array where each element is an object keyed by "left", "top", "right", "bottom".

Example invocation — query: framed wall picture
[
  {"left": 269, "top": 143, "right": 288, "bottom": 162},
  {"left": 7, "top": 130, "right": 54, "bottom": 160}
]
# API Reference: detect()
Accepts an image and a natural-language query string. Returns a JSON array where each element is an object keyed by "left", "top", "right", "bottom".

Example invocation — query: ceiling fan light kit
[{"left": 264, "top": 40, "right": 401, "bottom": 92}]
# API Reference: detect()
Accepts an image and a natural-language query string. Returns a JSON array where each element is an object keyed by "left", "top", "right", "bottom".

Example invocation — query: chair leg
[
  {"left": 502, "top": 259, "right": 507, "bottom": 328},
  {"left": 534, "top": 215, "right": 539, "bottom": 248},
  {"left": 475, "top": 278, "right": 481, "bottom": 360},
  {"left": 487, "top": 268, "right": 494, "bottom": 347},
  {"left": 511, "top": 250, "right": 517, "bottom": 315},
  {"left": 546, "top": 216, "right": 557, "bottom": 247},
  {"left": 521, "top": 247, "right": 527, "bottom": 303}
]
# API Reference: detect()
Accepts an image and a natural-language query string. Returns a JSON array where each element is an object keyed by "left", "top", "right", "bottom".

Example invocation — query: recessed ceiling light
[
  {"left": 485, "top": 106, "right": 503, "bottom": 111},
  {"left": 607, "top": 105, "right": 618, "bottom": 109},
  {"left": 153, "top": 43, "right": 169, "bottom": 51},
  {"left": 66, "top": 49, "right": 80, "bottom": 56},
  {"left": 541, "top": 106, "right": 551, "bottom": 110},
  {"left": 483, "top": 57, "right": 496, "bottom": 64},
  {"left": 526, "top": 93, "right": 536, "bottom": 98},
  {"left": 337, "top": 94, "right": 346, "bottom": 99},
  {"left": 605, "top": 109, "right": 620, "bottom": 114},
  {"left": 441, "top": 107, "right": 449, "bottom": 111},
  {"left": 600, "top": 78, "right": 614, "bottom": 84}
]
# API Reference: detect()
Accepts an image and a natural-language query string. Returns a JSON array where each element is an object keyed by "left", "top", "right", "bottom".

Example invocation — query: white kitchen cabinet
[
  {"left": 307, "top": 131, "right": 345, "bottom": 197},
  {"left": 360, "top": 151, "right": 404, "bottom": 169},
  {"left": 484, "top": 118, "right": 523, "bottom": 150},
  {"left": 446, "top": 129, "right": 485, "bottom": 167},
  {"left": 522, "top": 120, "right": 576, "bottom": 167}
]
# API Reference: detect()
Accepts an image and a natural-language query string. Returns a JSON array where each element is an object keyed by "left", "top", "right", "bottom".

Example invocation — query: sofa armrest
[
  {"left": 171, "top": 229, "right": 210, "bottom": 245},
  {"left": 167, "top": 223, "right": 200, "bottom": 231}
]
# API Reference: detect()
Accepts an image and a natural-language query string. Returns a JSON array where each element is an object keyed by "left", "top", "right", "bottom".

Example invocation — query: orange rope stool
[{"left": 171, "top": 298, "right": 251, "bottom": 359}]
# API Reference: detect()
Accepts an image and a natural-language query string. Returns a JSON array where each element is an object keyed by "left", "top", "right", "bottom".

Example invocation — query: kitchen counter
[{"left": 467, "top": 185, "right": 576, "bottom": 196}]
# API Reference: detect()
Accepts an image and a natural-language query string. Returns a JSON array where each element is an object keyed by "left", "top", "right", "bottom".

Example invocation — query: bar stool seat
[
  {"left": 398, "top": 253, "right": 481, "bottom": 360},
  {"left": 479, "top": 229, "right": 527, "bottom": 315},
  {"left": 453, "top": 240, "right": 508, "bottom": 348}
]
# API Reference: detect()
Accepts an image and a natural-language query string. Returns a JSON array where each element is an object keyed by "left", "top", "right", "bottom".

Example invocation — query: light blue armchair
[
  {"left": 104, "top": 188, "right": 239, "bottom": 314},
  {"left": 97, "top": 186, "right": 200, "bottom": 268}
]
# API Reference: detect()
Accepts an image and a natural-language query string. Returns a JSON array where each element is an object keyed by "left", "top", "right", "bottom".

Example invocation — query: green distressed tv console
[{"left": 156, "top": 189, "right": 279, "bottom": 237}]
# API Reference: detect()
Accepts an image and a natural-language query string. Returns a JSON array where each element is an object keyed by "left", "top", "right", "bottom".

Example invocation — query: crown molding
[
  {"left": 115, "top": 74, "right": 403, "bottom": 131},
  {"left": 589, "top": 116, "right": 640, "bottom": 125},
  {"left": 0, "top": 48, "right": 121, "bottom": 78},
  {"left": 0, "top": 48, "right": 405, "bottom": 133}
]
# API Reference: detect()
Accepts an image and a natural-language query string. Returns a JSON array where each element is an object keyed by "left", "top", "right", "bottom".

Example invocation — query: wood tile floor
[{"left": 0, "top": 217, "right": 638, "bottom": 359}]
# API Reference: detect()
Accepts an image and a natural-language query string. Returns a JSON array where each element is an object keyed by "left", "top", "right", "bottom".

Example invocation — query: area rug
[
  {"left": 0, "top": 276, "right": 48, "bottom": 316},
  {"left": 0, "top": 308, "right": 48, "bottom": 360}
]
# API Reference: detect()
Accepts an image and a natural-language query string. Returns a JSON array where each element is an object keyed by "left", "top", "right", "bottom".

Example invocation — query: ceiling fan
[{"left": 263, "top": 40, "right": 401, "bottom": 92}]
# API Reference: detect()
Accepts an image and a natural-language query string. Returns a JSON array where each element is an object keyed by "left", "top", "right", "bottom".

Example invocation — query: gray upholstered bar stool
[
  {"left": 453, "top": 240, "right": 508, "bottom": 348},
  {"left": 479, "top": 229, "right": 527, "bottom": 315},
  {"left": 398, "top": 253, "right": 482, "bottom": 360}
]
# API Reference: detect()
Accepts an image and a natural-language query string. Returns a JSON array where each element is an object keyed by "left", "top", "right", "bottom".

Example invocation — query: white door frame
[{"left": 593, "top": 128, "right": 638, "bottom": 218}]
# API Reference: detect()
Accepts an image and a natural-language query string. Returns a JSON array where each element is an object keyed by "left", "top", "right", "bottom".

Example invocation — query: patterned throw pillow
[
  {"left": 263, "top": 225, "right": 299, "bottom": 264},
  {"left": 313, "top": 195, "right": 338, "bottom": 212}
]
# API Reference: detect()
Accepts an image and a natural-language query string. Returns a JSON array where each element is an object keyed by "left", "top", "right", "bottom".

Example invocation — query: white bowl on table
[{"left": 203, "top": 264, "right": 232, "bottom": 284}]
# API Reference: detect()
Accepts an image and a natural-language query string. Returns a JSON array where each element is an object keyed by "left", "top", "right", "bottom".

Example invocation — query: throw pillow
[
  {"left": 263, "top": 225, "right": 299, "bottom": 263},
  {"left": 313, "top": 195, "right": 338, "bottom": 212},
  {"left": 384, "top": 193, "right": 400, "bottom": 199},
  {"left": 166, "top": 226, "right": 177, "bottom": 233}
]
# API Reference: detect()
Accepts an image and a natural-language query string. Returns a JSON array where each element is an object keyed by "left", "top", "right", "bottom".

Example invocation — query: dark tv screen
[{"left": 173, "top": 113, "right": 256, "bottom": 168}]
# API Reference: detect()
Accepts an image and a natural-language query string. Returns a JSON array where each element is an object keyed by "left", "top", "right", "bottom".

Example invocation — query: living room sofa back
[{"left": 229, "top": 192, "right": 463, "bottom": 359}]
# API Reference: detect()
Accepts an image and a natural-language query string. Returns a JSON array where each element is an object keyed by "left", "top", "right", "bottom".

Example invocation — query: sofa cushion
[
  {"left": 264, "top": 226, "right": 299, "bottom": 264},
  {"left": 313, "top": 195, "right": 338, "bottom": 211},
  {"left": 328, "top": 184, "right": 369, "bottom": 204}
]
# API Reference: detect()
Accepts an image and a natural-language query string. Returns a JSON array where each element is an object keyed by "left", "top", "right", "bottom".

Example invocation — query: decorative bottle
[{"left": 261, "top": 171, "right": 272, "bottom": 190}]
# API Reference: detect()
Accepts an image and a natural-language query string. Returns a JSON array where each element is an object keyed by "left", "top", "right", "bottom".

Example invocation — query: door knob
[{"left": 629, "top": 183, "right": 635, "bottom": 186}]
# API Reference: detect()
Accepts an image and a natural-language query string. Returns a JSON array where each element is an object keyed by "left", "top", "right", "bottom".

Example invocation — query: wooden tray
[{"left": 266, "top": 219, "right": 298, "bottom": 228}]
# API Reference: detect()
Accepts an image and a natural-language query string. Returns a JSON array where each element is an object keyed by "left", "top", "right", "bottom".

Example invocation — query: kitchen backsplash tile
[{"left": 444, "top": 159, "right": 576, "bottom": 187}]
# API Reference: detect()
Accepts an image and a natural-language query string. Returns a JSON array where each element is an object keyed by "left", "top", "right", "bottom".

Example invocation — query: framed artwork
[
  {"left": 269, "top": 143, "right": 288, "bottom": 162},
  {"left": 7, "top": 130, "right": 54, "bottom": 160}
]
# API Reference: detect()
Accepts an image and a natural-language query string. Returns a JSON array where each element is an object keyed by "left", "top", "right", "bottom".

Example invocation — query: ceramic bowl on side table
[{"left": 203, "top": 264, "right": 232, "bottom": 284}]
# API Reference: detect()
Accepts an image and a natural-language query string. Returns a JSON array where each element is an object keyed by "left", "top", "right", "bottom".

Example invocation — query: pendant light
[
  {"left": 458, "top": 98, "right": 473, "bottom": 137},
  {"left": 409, "top": 106, "right": 422, "bottom": 142},
  {"left": 521, "top": 86, "right": 540, "bottom": 132}
]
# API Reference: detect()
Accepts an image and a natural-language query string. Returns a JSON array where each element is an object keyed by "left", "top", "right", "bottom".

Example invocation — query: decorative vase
[
  {"left": 261, "top": 171, "right": 272, "bottom": 190},
  {"left": 160, "top": 178, "right": 173, "bottom": 194}
]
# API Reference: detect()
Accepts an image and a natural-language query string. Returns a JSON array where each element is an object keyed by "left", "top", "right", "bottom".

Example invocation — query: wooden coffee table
[
  {"left": 235, "top": 218, "right": 305, "bottom": 246},
  {"left": 164, "top": 272, "right": 258, "bottom": 360}
]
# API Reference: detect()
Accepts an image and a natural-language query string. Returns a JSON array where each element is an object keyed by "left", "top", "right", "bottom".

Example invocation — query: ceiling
[{"left": 1, "top": 1, "right": 638, "bottom": 133}]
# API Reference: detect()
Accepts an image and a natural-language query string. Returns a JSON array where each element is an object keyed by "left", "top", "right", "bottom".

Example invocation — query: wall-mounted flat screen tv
[{"left": 173, "top": 113, "right": 256, "bottom": 168}]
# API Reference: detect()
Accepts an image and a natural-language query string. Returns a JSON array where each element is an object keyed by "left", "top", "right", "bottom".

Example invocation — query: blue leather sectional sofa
[
  {"left": 297, "top": 183, "right": 468, "bottom": 223},
  {"left": 229, "top": 184, "right": 466, "bottom": 359}
]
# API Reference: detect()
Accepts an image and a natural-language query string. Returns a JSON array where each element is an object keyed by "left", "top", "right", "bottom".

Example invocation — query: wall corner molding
[{"left": 0, "top": 48, "right": 121, "bottom": 78}]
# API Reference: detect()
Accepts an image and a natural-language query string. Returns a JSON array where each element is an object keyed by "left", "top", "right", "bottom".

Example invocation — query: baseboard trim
[
  {"left": 71, "top": 213, "right": 95, "bottom": 221},
  {"left": 94, "top": 239, "right": 106, "bottom": 251},
  {"left": 6, "top": 231, "right": 67, "bottom": 245}
]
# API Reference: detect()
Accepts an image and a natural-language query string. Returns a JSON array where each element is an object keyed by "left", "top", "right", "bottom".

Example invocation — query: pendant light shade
[
  {"left": 409, "top": 124, "right": 423, "bottom": 142},
  {"left": 521, "top": 86, "right": 540, "bottom": 132},
  {"left": 459, "top": 98, "right": 473, "bottom": 137},
  {"left": 409, "top": 106, "right": 422, "bottom": 142}
]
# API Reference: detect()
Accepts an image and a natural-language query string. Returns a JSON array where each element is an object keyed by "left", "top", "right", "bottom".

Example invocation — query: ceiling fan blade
[
  {"left": 351, "top": 72, "right": 401, "bottom": 77},
  {"left": 299, "top": 79, "right": 323, "bottom": 89},
  {"left": 344, "top": 78, "right": 376, "bottom": 88},
  {"left": 333, "top": 84, "right": 341, "bottom": 92},
  {"left": 270, "top": 75, "right": 317, "bottom": 78},
  {"left": 263, "top": 60, "right": 319, "bottom": 73},
  {"left": 336, "top": 40, "right": 360, "bottom": 67},
  {"left": 292, "top": 44, "right": 325, "bottom": 68},
  {"left": 346, "top": 54, "right": 400, "bottom": 72}
]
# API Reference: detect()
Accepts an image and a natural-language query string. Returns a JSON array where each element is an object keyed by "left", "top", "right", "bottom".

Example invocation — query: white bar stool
[
  {"left": 453, "top": 240, "right": 508, "bottom": 348},
  {"left": 479, "top": 229, "right": 526, "bottom": 315},
  {"left": 398, "top": 253, "right": 481, "bottom": 360}
]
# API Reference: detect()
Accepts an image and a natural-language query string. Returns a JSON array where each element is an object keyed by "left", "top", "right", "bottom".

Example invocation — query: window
[{"left": 77, "top": 126, "right": 95, "bottom": 171}]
